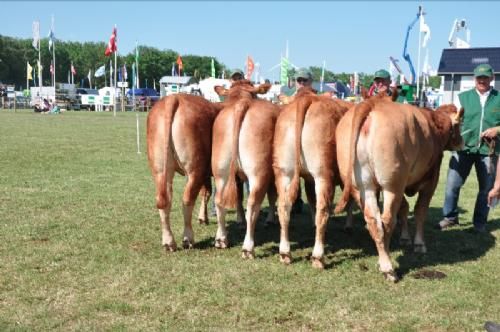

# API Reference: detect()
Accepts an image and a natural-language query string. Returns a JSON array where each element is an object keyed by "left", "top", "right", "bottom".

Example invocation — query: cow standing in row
[
  {"left": 212, "top": 80, "right": 280, "bottom": 257},
  {"left": 335, "top": 94, "right": 463, "bottom": 281},
  {"left": 147, "top": 94, "right": 221, "bottom": 251},
  {"left": 273, "top": 87, "right": 353, "bottom": 268}
]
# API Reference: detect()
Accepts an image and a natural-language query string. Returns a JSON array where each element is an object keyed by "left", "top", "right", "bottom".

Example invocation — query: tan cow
[
  {"left": 147, "top": 94, "right": 221, "bottom": 251},
  {"left": 335, "top": 94, "right": 463, "bottom": 281},
  {"left": 273, "top": 87, "right": 353, "bottom": 268},
  {"left": 212, "top": 80, "right": 279, "bottom": 257}
]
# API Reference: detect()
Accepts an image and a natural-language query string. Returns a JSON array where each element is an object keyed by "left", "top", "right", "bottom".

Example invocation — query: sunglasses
[{"left": 296, "top": 78, "right": 309, "bottom": 83}]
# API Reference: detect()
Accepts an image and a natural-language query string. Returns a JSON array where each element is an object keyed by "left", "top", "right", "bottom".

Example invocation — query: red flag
[
  {"left": 176, "top": 55, "right": 183, "bottom": 75},
  {"left": 71, "top": 63, "right": 76, "bottom": 75},
  {"left": 246, "top": 56, "right": 254, "bottom": 80},
  {"left": 104, "top": 27, "right": 117, "bottom": 56}
]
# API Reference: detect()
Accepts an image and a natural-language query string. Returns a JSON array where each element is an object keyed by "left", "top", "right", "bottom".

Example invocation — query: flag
[
  {"left": 88, "top": 69, "right": 92, "bottom": 88},
  {"left": 176, "top": 55, "right": 183, "bottom": 75},
  {"left": 420, "top": 15, "right": 431, "bottom": 48},
  {"left": 32, "top": 21, "right": 40, "bottom": 50},
  {"left": 320, "top": 61, "right": 325, "bottom": 88},
  {"left": 122, "top": 64, "right": 127, "bottom": 81},
  {"left": 246, "top": 56, "right": 254, "bottom": 80},
  {"left": 135, "top": 43, "right": 139, "bottom": 63},
  {"left": 109, "top": 60, "right": 113, "bottom": 85},
  {"left": 132, "top": 63, "right": 136, "bottom": 88},
  {"left": 389, "top": 60, "right": 397, "bottom": 86},
  {"left": 37, "top": 60, "right": 42, "bottom": 79},
  {"left": 104, "top": 26, "right": 117, "bottom": 56},
  {"left": 422, "top": 49, "right": 431, "bottom": 84},
  {"left": 171, "top": 63, "right": 176, "bottom": 76},
  {"left": 27, "top": 62, "right": 33, "bottom": 80},
  {"left": 94, "top": 65, "right": 105, "bottom": 77},
  {"left": 280, "top": 57, "right": 289, "bottom": 85},
  {"left": 49, "top": 28, "right": 56, "bottom": 51},
  {"left": 71, "top": 63, "right": 76, "bottom": 75},
  {"left": 211, "top": 58, "right": 215, "bottom": 78}
]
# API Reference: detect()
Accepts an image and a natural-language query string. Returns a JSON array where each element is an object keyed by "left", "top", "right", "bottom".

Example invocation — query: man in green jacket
[{"left": 437, "top": 64, "right": 500, "bottom": 233}]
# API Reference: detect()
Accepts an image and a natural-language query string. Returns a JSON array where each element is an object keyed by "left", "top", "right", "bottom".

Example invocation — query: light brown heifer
[
  {"left": 212, "top": 80, "right": 279, "bottom": 256},
  {"left": 335, "top": 95, "right": 463, "bottom": 281},
  {"left": 147, "top": 94, "right": 221, "bottom": 251},
  {"left": 273, "top": 87, "right": 352, "bottom": 268}
]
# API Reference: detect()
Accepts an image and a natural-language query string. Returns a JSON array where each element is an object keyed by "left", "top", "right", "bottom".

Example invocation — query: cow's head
[
  {"left": 435, "top": 104, "right": 464, "bottom": 150},
  {"left": 214, "top": 80, "right": 271, "bottom": 101}
]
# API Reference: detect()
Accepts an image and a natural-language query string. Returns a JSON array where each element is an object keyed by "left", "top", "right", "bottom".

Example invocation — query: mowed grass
[{"left": 0, "top": 109, "right": 499, "bottom": 331}]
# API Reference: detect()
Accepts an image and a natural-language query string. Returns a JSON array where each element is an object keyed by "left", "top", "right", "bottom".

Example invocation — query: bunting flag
[
  {"left": 94, "top": 65, "right": 105, "bottom": 77},
  {"left": 280, "top": 57, "right": 289, "bottom": 85},
  {"left": 104, "top": 26, "right": 117, "bottom": 56},
  {"left": 32, "top": 21, "right": 40, "bottom": 50},
  {"left": 211, "top": 58, "right": 215, "bottom": 78},
  {"left": 176, "top": 55, "right": 183, "bottom": 76},
  {"left": 71, "top": 63, "right": 76, "bottom": 75},
  {"left": 27, "top": 62, "right": 33, "bottom": 80},
  {"left": 246, "top": 56, "right": 255, "bottom": 80}
]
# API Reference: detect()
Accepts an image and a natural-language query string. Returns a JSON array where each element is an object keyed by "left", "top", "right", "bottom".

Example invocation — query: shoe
[
  {"left": 485, "top": 321, "right": 500, "bottom": 332},
  {"left": 435, "top": 218, "right": 458, "bottom": 230}
]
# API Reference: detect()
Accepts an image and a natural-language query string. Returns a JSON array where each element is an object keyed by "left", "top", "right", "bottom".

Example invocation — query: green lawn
[{"left": 0, "top": 109, "right": 498, "bottom": 331}]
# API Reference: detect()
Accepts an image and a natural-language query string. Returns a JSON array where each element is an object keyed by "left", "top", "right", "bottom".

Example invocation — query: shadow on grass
[{"left": 196, "top": 203, "right": 498, "bottom": 278}]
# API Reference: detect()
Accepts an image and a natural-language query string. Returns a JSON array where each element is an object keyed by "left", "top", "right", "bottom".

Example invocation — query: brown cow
[
  {"left": 147, "top": 94, "right": 221, "bottom": 251},
  {"left": 212, "top": 80, "right": 279, "bottom": 257},
  {"left": 335, "top": 94, "right": 463, "bottom": 281},
  {"left": 273, "top": 87, "right": 353, "bottom": 268}
]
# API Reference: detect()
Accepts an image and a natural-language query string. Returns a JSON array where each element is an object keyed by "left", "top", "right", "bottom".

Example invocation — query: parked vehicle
[{"left": 76, "top": 88, "right": 99, "bottom": 110}]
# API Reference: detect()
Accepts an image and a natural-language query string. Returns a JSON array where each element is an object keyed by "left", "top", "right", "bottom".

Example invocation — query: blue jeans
[{"left": 442, "top": 151, "right": 497, "bottom": 229}]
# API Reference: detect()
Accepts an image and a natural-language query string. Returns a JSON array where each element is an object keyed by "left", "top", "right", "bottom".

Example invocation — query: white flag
[
  {"left": 88, "top": 69, "right": 92, "bottom": 88},
  {"left": 420, "top": 15, "right": 431, "bottom": 48},
  {"left": 32, "top": 21, "right": 40, "bottom": 50},
  {"left": 94, "top": 65, "right": 105, "bottom": 77}
]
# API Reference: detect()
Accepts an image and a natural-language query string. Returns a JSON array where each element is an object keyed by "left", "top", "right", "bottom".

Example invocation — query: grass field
[{"left": 0, "top": 109, "right": 499, "bottom": 331}]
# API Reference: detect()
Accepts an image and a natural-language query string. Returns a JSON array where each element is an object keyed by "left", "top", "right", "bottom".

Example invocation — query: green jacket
[{"left": 459, "top": 88, "right": 500, "bottom": 155}]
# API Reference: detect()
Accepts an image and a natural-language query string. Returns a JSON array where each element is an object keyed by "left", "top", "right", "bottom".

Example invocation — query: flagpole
[
  {"left": 38, "top": 37, "right": 42, "bottom": 90},
  {"left": 135, "top": 41, "right": 140, "bottom": 89},
  {"left": 26, "top": 62, "right": 29, "bottom": 91},
  {"left": 320, "top": 60, "right": 325, "bottom": 93},
  {"left": 113, "top": 25, "right": 117, "bottom": 117},
  {"left": 416, "top": 6, "right": 423, "bottom": 105}
]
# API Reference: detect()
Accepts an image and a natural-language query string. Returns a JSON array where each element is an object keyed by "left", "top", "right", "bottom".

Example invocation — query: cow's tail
[
  {"left": 222, "top": 100, "right": 251, "bottom": 209},
  {"left": 287, "top": 97, "right": 313, "bottom": 206},
  {"left": 334, "top": 100, "right": 373, "bottom": 214},
  {"left": 157, "top": 96, "right": 179, "bottom": 209}
]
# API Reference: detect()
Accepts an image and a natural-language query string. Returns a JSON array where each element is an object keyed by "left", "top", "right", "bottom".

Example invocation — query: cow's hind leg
[
  {"left": 264, "top": 183, "right": 278, "bottom": 226},
  {"left": 197, "top": 176, "right": 211, "bottom": 225},
  {"left": 241, "top": 177, "right": 268, "bottom": 259},
  {"left": 398, "top": 197, "right": 411, "bottom": 246},
  {"left": 214, "top": 177, "right": 229, "bottom": 249},
  {"left": 236, "top": 178, "right": 247, "bottom": 229},
  {"left": 181, "top": 172, "right": 206, "bottom": 249},
  {"left": 379, "top": 190, "right": 404, "bottom": 281},
  {"left": 413, "top": 191, "right": 433, "bottom": 253},
  {"left": 311, "top": 178, "right": 333, "bottom": 269},
  {"left": 276, "top": 172, "right": 293, "bottom": 264},
  {"left": 304, "top": 177, "right": 316, "bottom": 220},
  {"left": 153, "top": 167, "right": 177, "bottom": 252}
]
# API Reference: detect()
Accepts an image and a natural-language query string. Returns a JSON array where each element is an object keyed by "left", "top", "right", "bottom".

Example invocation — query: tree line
[{"left": 0, "top": 34, "right": 441, "bottom": 91}]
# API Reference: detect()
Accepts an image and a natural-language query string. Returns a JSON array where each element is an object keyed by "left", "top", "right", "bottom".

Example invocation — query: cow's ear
[
  {"left": 390, "top": 87, "right": 399, "bottom": 102},
  {"left": 254, "top": 83, "right": 271, "bottom": 95},
  {"left": 214, "top": 85, "right": 228, "bottom": 96}
]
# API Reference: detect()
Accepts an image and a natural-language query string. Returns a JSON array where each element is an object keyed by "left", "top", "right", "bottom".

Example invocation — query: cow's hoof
[
  {"left": 163, "top": 243, "right": 177, "bottom": 253},
  {"left": 182, "top": 239, "right": 194, "bottom": 249},
  {"left": 311, "top": 257, "right": 325, "bottom": 269},
  {"left": 198, "top": 218, "right": 209, "bottom": 225},
  {"left": 279, "top": 253, "right": 292, "bottom": 265},
  {"left": 414, "top": 244, "right": 427, "bottom": 254},
  {"left": 241, "top": 250, "right": 255, "bottom": 259},
  {"left": 215, "top": 238, "right": 228, "bottom": 249},
  {"left": 399, "top": 237, "right": 412, "bottom": 246},
  {"left": 383, "top": 271, "right": 399, "bottom": 283}
]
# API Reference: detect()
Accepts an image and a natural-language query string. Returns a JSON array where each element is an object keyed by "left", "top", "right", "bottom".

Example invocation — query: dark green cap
[
  {"left": 474, "top": 64, "right": 494, "bottom": 78},
  {"left": 294, "top": 68, "right": 313, "bottom": 80},
  {"left": 374, "top": 69, "right": 391, "bottom": 80}
]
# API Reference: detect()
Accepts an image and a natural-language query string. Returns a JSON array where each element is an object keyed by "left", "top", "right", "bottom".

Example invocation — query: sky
[{"left": 1, "top": 1, "right": 499, "bottom": 81}]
